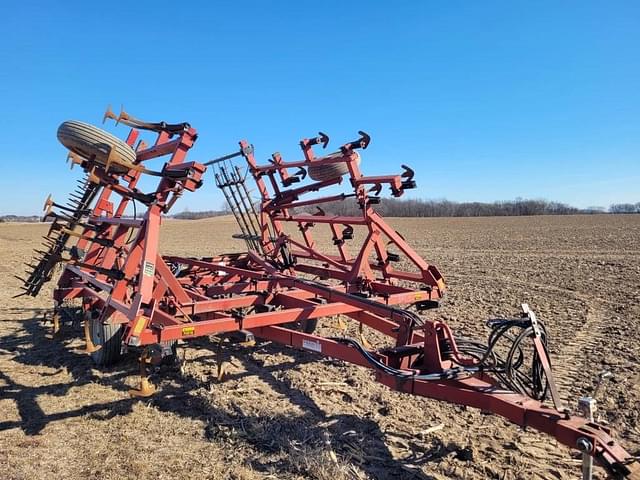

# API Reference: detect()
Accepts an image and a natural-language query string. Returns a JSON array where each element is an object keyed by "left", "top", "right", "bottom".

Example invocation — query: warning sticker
[
  {"left": 182, "top": 326, "right": 196, "bottom": 336},
  {"left": 132, "top": 316, "right": 148, "bottom": 336},
  {"left": 302, "top": 339, "right": 322, "bottom": 353},
  {"left": 143, "top": 261, "right": 155, "bottom": 277}
]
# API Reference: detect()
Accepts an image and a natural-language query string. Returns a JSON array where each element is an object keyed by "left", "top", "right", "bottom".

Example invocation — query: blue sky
[{"left": 0, "top": 1, "right": 638, "bottom": 215}]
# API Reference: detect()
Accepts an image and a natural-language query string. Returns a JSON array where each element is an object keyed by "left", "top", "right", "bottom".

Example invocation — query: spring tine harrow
[
  {"left": 215, "top": 164, "right": 261, "bottom": 252},
  {"left": 228, "top": 166, "right": 261, "bottom": 248},
  {"left": 234, "top": 166, "right": 261, "bottom": 226},
  {"left": 214, "top": 171, "right": 255, "bottom": 251},
  {"left": 20, "top": 172, "right": 101, "bottom": 296}
]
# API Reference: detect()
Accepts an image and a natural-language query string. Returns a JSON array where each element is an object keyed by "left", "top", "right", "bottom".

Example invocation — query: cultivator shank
[{"left": 19, "top": 109, "right": 639, "bottom": 479}]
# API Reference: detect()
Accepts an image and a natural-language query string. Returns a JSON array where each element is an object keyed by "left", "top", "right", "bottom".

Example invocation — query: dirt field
[{"left": 1, "top": 214, "right": 639, "bottom": 480}]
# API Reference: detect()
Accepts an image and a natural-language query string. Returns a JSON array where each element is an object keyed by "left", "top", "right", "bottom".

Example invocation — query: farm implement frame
[{"left": 18, "top": 109, "right": 639, "bottom": 479}]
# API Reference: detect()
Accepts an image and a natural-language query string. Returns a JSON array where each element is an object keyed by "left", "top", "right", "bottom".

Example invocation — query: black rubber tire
[
  {"left": 307, "top": 152, "right": 361, "bottom": 182},
  {"left": 57, "top": 120, "right": 136, "bottom": 173},
  {"left": 89, "top": 312, "right": 124, "bottom": 367}
]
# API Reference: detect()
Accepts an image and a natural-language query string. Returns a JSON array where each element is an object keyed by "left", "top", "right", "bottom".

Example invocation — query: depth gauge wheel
[
  {"left": 88, "top": 310, "right": 124, "bottom": 367},
  {"left": 57, "top": 120, "right": 136, "bottom": 173}
]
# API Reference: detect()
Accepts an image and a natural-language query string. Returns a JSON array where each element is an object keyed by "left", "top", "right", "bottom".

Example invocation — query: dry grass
[{"left": 1, "top": 214, "right": 639, "bottom": 479}]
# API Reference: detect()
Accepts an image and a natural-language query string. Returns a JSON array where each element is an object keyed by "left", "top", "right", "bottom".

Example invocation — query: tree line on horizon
[
  {"left": 297, "top": 198, "right": 640, "bottom": 217},
  {"left": 1, "top": 199, "right": 638, "bottom": 223},
  {"left": 171, "top": 198, "right": 639, "bottom": 219}
]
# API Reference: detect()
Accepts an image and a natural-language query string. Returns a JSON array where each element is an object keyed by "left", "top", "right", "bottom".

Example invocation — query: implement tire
[
  {"left": 307, "top": 152, "right": 361, "bottom": 182},
  {"left": 89, "top": 311, "right": 124, "bottom": 367},
  {"left": 57, "top": 120, "right": 136, "bottom": 173}
]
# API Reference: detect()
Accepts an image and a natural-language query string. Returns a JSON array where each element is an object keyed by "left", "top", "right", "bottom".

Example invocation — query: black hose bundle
[
  {"left": 446, "top": 317, "right": 550, "bottom": 400},
  {"left": 292, "top": 277, "right": 550, "bottom": 401},
  {"left": 333, "top": 315, "right": 551, "bottom": 401}
]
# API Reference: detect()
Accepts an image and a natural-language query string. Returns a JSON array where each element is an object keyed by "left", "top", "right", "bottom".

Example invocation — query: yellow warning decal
[
  {"left": 132, "top": 316, "right": 148, "bottom": 336},
  {"left": 182, "top": 326, "right": 196, "bottom": 336},
  {"left": 414, "top": 293, "right": 423, "bottom": 301}
]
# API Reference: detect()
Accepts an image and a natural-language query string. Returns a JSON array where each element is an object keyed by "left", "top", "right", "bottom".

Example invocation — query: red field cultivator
[{"left": 18, "top": 109, "right": 639, "bottom": 479}]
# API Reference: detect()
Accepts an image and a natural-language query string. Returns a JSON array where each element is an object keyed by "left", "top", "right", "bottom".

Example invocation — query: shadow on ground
[{"left": 0, "top": 311, "right": 470, "bottom": 479}]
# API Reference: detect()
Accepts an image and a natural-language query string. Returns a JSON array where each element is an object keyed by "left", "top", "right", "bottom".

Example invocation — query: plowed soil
[{"left": 1, "top": 214, "right": 639, "bottom": 480}]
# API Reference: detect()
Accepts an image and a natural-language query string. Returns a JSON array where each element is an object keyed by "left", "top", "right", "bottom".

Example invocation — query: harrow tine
[
  {"left": 128, "top": 347, "right": 162, "bottom": 398},
  {"left": 102, "top": 104, "right": 117, "bottom": 124},
  {"left": 83, "top": 318, "right": 100, "bottom": 354},
  {"left": 66, "top": 152, "right": 85, "bottom": 170},
  {"left": 65, "top": 203, "right": 82, "bottom": 211},
  {"left": 116, "top": 105, "right": 190, "bottom": 135},
  {"left": 20, "top": 173, "right": 100, "bottom": 295},
  {"left": 44, "top": 195, "right": 90, "bottom": 216},
  {"left": 43, "top": 210, "right": 74, "bottom": 223},
  {"left": 227, "top": 164, "right": 263, "bottom": 252},
  {"left": 135, "top": 140, "right": 148, "bottom": 152},
  {"left": 215, "top": 337, "right": 230, "bottom": 382},
  {"left": 42, "top": 193, "right": 53, "bottom": 212},
  {"left": 218, "top": 165, "right": 258, "bottom": 251},
  {"left": 51, "top": 312, "right": 61, "bottom": 336},
  {"left": 47, "top": 222, "right": 61, "bottom": 236},
  {"left": 358, "top": 323, "right": 373, "bottom": 350}
]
